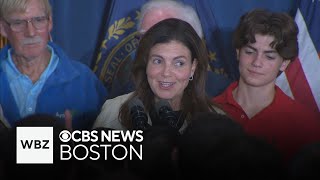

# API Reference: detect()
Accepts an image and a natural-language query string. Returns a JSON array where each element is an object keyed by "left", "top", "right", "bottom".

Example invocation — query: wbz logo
[
  {"left": 16, "top": 127, "right": 53, "bottom": 164},
  {"left": 20, "top": 139, "right": 50, "bottom": 149}
]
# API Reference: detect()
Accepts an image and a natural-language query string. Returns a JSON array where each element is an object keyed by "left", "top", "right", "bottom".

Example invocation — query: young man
[{"left": 213, "top": 9, "right": 320, "bottom": 162}]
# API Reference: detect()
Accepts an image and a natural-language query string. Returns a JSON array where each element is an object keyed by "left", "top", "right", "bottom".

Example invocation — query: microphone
[
  {"left": 154, "top": 99, "right": 181, "bottom": 130},
  {"left": 128, "top": 97, "right": 149, "bottom": 130}
]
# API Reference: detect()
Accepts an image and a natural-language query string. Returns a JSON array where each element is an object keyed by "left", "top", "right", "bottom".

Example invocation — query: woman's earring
[{"left": 189, "top": 75, "right": 193, "bottom": 81}]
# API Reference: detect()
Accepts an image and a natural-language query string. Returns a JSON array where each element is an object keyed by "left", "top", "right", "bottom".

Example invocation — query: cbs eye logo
[{"left": 59, "top": 130, "right": 71, "bottom": 142}]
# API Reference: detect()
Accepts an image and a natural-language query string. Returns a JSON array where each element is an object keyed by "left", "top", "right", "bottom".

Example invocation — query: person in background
[
  {"left": 109, "top": 0, "right": 232, "bottom": 98},
  {"left": 213, "top": 9, "right": 320, "bottom": 163},
  {"left": 178, "top": 112, "right": 284, "bottom": 179},
  {"left": 128, "top": 126, "right": 181, "bottom": 179},
  {"left": 287, "top": 142, "right": 320, "bottom": 180},
  {"left": 93, "top": 18, "right": 225, "bottom": 133},
  {"left": 0, "top": 0, "right": 107, "bottom": 130}
]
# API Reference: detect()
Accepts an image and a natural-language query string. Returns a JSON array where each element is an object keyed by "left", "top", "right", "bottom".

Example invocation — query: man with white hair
[{"left": 138, "top": 0, "right": 203, "bottom": 38}]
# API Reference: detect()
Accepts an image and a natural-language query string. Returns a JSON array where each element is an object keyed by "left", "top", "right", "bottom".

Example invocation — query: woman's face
[{"left": 146, "top": 40, "right": 197, "bottom": 108}]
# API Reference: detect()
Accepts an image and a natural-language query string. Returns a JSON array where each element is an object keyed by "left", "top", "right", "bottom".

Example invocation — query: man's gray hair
[
  {"left": 0, "top": 0, "right": 52, "bottom": 19},
  {"left": 137, "top": 0, "right": 203, "bottom": 38}
]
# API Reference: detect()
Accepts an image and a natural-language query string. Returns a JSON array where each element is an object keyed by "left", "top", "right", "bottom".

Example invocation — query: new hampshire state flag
[
  {"left": 92, "top": 0, "right": 234, "bottom": 98},
  {"left": 276, "top": 0, "right": 320, "bottom": 113},
  {"left": 92, "top": 0, "right": 146, "bottom": 98}
]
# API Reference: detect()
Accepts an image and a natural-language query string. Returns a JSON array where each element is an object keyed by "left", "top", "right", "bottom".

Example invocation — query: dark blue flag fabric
[
  {"left": 49, "top": 0, "right": 107, "bottom": 66},
  {"left": 183, "top": 0, "right": 235, "bottom": 97},
  {"left": 92, "top": 0, "right": 147, "bottom": 98},
  {"left": 184, "top": 0, "right": 238, "bottom": 80},
  {"left": 298, "top": 0, "right": 320, "bottom": 52},
  {"left": 276, "top": 0, "right": 320, "bottom": 112}
]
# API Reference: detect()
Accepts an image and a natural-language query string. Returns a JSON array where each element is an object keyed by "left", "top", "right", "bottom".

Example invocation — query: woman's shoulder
[
  {"left": 92, "top": 92, "right": 134, "bottom": 130},
  {"left": 106, "top": 92, "right": 133, "bottom": 104}
]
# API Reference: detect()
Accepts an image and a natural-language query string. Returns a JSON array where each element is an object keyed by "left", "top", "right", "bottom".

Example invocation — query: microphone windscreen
[
  {"left": 155, "top": 99, "right": 171, "bottom": 113},
  {"left": 128, "top": 97, "right": 149, "bottom": 130},
  {"left": 128, "top": 97, "right": 145, "bottom": 110}
]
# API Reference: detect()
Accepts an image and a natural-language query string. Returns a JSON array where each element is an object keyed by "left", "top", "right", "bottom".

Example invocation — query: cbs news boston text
[{"left": 16, "top": 127, "right": 143, "bottom": 164}]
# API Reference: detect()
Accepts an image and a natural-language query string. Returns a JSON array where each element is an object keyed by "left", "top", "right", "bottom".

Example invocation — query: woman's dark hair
[{"left": 119, "top": 18, "right": 215, "bottom": 128}]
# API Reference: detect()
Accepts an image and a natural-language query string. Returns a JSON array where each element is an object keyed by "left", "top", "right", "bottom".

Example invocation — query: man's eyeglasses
[{"left": 3, "top": 16, "right": 49, "bottom": 32}]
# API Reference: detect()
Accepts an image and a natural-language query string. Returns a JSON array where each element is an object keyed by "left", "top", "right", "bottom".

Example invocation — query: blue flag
[
  {"left": 298, "top": 0, "right": 320, "bottom": 52},
  {"left": 184, "top": 0, "right": 238, "bottom": 80},
  {"left": 92, "top": 0, "right": 147, "bottom": 98},
  {"left": 276, "top": 0, "right": 320, "bottom": 112},
  {"left": 49, "top": 0, "right": 108, "bottom": 66}
]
